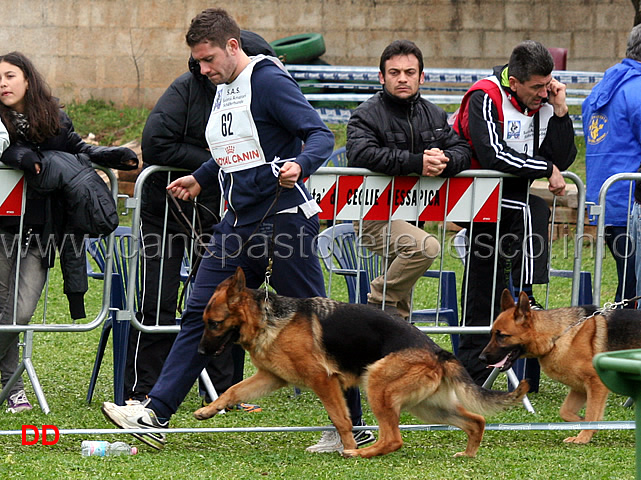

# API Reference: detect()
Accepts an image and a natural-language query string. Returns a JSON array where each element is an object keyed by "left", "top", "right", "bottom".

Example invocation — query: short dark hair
[
  {"left": 508, "top": 40, "right": 554, "bottom": 82},
  {"left": 185, "top": 8, "right": 241, "bottom": 49},
  {"left": 379, "top": 40, "right": 424, "bottom": 74},
  {"left": 626, "top": 24, "right": 641, "bottom": 62}
]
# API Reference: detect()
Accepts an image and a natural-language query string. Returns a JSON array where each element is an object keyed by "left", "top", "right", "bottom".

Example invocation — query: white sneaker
[
  {"left": 306, "top": 426, "right": 376, "bottom": 453},
  {"left": 101, "top": 399, "right": 168, "bottom": 450},
  {"left": 6, "top": 389, "right": 33, "bottom": 413},
  {"left": 306, "top": 430, "right": 343, "bottom": 453}
]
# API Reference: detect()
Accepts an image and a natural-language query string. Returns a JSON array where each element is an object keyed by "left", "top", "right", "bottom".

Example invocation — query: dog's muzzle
[
  {"left": 479, "top": 346, "right": 524, "bottom": 371},
  {"left": 198, "top": 327, "right": 240, "bottom": 356}
]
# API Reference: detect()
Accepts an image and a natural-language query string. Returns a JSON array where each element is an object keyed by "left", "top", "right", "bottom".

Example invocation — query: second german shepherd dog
[
  {"left": 480, "top": 289, "right": 641, "bottom": 444},
  {"left": 193, "top": 267, "right": 528, "bottom": 458}
]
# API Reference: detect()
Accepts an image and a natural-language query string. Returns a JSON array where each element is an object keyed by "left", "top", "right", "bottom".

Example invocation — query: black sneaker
[
  {"left": 529, "top": 298, "right": 544, "bottom": 310},
  {"left": 354, "top": 427, "right": 376, "bottom": 447}
]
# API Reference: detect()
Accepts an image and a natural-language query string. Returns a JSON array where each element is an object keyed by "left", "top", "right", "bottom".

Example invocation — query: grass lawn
[
  {"left": 0, "top": 227, "right": 636, "bottom": 480},
  {"left": 0, "top": 101, "right": 636, "bottom": 479}
]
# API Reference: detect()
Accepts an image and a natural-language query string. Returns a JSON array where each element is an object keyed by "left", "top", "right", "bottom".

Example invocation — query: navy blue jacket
[{"left": 193, "top": 58, "right": 334, "bottom": 226}]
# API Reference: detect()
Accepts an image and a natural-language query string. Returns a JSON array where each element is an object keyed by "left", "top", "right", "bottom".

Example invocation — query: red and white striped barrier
[
  {"left": 0, "top": 168, "right": 25, "bottom": 216},
  {"left": 305, "top": 174, "right": 500, "bottom": 222}
]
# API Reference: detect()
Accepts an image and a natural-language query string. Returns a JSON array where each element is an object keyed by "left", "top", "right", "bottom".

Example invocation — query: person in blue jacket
[
  {"left": 101, "top": 7, "right": 373, "bottom": 452},
  {"left": 583, "top": 24, "right": 641, "bottom": 307}
]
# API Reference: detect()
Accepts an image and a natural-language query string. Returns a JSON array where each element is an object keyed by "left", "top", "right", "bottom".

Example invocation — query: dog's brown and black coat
[
  {"left": 194, "top": 267, "right": 527, "bottom": 458},
  {"left": 480, "top": 289, "right": 641, "bottom": 444}
]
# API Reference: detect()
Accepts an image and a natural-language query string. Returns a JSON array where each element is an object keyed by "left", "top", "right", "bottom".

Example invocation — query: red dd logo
[{"left": 21, "top": 425, "right": 60, "bottom": 445}]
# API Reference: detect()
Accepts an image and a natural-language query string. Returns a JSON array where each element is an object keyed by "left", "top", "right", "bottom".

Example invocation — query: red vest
[{"left": 453, "top": 77, "right": 545, "bottom": 168}]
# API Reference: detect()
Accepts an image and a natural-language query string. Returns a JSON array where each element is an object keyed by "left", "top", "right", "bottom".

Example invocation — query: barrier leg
[
  {"left": 0, "top": 331, "right": 50, "bottom": 414},
  {"left": 481, "top": 367, "right": 502, "bottom": 389},
  {"left": 482, "top": 366, "right": 535, "bottom": 414},
  {"left": 506, "top": 367, "right": 535, "bottom": 414},
  {"left": 86, "top": 317, "right": 112, "bottom": 404},
  {"left": 22, "top": 331, "right": 49, "bottom": 414},
  {"left": 112, "top": 316, "right": 130, "bottom": 406},
  {"left": 199, "top": 368, "right": 224, "bottom": 413}
]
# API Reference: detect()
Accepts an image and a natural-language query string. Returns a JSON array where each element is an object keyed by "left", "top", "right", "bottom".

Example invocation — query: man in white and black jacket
[
  {"left": 453, "top": 40, "right": 576, "bottom": 385},
  {"left": 347, "top": 39, "right": 471, "bottom": 321}
]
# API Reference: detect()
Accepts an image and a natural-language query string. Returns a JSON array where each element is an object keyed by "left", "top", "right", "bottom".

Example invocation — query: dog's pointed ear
[
  {"left": 513, "top": 291, "right": 533, "bottom": 326},
  {"left": 233, "top": 266, "right": 246, "bottom": 290},
  {"left": 516, "top": 291, "right": 531, "bottom": 314},
  {"left": 500, "top": 289, "right": 516, "bottom": 312},
  {"left": 226, "top": 267, "right": 247, "bottom": 306}
]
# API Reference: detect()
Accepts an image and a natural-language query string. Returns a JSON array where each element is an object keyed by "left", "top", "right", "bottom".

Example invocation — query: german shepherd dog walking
[
  {"left": 480, "top": 289, "right": 641, "bottom": 444},
  {"left": 193, "top": 267, "right": 528, "bottom": 458}
]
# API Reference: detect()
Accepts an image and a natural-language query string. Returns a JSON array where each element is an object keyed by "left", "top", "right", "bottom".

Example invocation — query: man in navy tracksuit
[
  {"left": 101, "top": 7, "right": 373, "bottom": 453},
  {"left": 125, "top": 29, "right": 276, "bottom": 409}
]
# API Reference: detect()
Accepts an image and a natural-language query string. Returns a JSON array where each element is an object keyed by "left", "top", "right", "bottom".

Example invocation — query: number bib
[
  {"left": 486, "top": 76, "right": 554, "bottom": 155},
  {"left": 206, "top": 56, "right": 268, "bottom": 173}
]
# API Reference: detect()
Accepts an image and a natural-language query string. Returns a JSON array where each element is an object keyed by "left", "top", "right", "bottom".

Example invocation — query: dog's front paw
[
  {"left": 193, "top": 405, "right": 220, "bottom": 420},
  {"left": 453, "top": 451, "right": 476, "bottom": 458},
  {"left": 563, "top": 435, "right": 591, "bottom": 444},
  {"left": 341, "top": 449, "right": 359, "bottom": 458}
]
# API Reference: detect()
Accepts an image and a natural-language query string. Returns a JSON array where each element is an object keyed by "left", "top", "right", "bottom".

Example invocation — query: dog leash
[
  {"left": 559, "top": 294, "right": 641, "bottom": 336},
  {"left": 263, "top": 162, "right": 286, "bottom": 302},
  {"left": 165, "top": 162, "right": 285, "bottom": 302},
  {"left": 162, "top": 194, "right": 214, "bottom": 313},
  {"left": 590, "top": 295, "right": 641, "bottom": 317},
  {"left": 165, "top": 165, "right": 283, "bottom": 258}
]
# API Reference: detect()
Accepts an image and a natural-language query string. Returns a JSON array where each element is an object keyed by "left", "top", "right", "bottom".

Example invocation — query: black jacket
[
  {"left": 346, "top": 89, "right": 472, "bottom": 177},
  {"left": 25, "top": 150, "right": 119, "bottom": 237},
  {"left": 1, "top": 109, "right": 137, "bottom": 230},
  {"left": 0, "top": 109, "right": 138, "bottom": 319},
  {"left": 140, "top": 30, "right": 276, "bottom": 233},
  {"left": 140, "top": 69, "right": 219, "bottom": 232}
]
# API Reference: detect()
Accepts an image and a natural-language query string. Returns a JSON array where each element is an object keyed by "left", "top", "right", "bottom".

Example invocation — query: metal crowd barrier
[
  {"left": 117, "top": 165, "right": 187, "bottom": 334},
  {"left": 111, "top": 166, "right": 589, "bottom": 338},
  {"left": 592, "top": 172, "right": 641, "bottom": 307},
  {"left": 0, "top": 165, "right": 119, "bottom": 413},
  {"left": 0, "top": 165, "right": 118, "bottom": 333},
  {"left": 286, "top": 65, "right": 603, "bottom": 85},
  {"left": 307, "top": 167, "right": 587, "bottom": 334}
]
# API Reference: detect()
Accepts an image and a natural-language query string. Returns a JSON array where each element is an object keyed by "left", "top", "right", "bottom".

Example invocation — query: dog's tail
[{"left": 444, "top": 357, "right": 529, "bottom": 415}]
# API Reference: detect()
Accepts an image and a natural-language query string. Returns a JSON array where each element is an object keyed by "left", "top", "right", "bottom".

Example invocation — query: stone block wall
[{"left": 0, "top": 0, "right": 635, "bottom": 109}]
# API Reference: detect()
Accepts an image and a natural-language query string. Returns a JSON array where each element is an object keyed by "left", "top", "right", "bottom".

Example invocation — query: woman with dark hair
[{"left": 0, "top": 51, "right": 138, "bottom": 412}]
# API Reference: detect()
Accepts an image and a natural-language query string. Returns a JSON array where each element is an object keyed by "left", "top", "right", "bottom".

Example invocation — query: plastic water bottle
[{"left": 81, "top": 440, "right": 138, "bottom": 456}]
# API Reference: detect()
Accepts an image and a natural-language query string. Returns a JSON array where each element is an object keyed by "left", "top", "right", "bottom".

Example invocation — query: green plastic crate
[{"left": 594, "top": 349, "right": 641, "bottom": 479}]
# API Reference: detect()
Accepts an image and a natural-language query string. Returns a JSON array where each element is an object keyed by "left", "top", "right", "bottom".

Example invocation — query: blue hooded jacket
[{"left": 583, "top": 58, "right": 641, "bottom": 225}]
